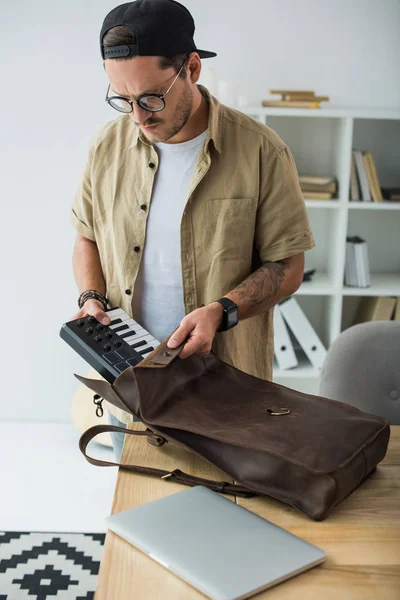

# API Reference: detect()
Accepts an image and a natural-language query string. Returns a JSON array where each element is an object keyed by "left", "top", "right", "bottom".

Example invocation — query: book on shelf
[
  {"left": 303, "top": 191, "right": 334, "bottom": 200},
  {"left": 283, "top": 94, "right": 330, "bottom": 102},
  {"left": 344, "top": 236, "right": 370, "bottom": 288},
  {"left": 262, "top": 90, "right": 330, "bottom": 109},
  {"left": 394, "top": 297, "right": 400, "bottom": 320},
  {"left": 381, "top": 187, "right": 400, "bottom": 201},
  {"left": 350, "top": 154, "right": 360, "bottom": 201},
  {"left": 269, "top": 90, "right": 316, "bottom": 96},
  {"left": 364, "top": 152, "right": 383, "bottom": 202},
  {"left": 354, "top": 296, "right": 397, "bottom": 324},
  {"left": 351, "top": 150, "right": 383, "bottom": 202},
  {"left": 299, "top": 175, "right": 337, "bottom": 199},
  {"left": 262, "top": 100, "right": 321, "bottom": 108},
  {"left": 352, "top": 150, "right": 371, "bottom": 201},
  {"left": 298, "top": 175, "right": 336, "bottom": 187},
  {"left": 368, "top": 152, "right": 383, "bottom": 202}
]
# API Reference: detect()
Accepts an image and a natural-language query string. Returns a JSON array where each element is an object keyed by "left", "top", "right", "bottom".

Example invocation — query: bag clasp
[
  {"left": 93, "top": 394, "right": 104, "bottom": 418},
  {"left": 267, "top": 408, "right": 291, "bottom": 416}
]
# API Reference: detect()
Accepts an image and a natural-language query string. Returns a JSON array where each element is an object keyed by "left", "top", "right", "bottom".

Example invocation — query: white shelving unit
[{"left": 243, "top": 105, "right": 400, "bottom": 394}]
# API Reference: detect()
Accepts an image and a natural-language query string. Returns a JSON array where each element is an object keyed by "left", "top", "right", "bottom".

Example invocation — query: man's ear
[{"left": 188, "top": 52, "right": 202, "bottom": 84}]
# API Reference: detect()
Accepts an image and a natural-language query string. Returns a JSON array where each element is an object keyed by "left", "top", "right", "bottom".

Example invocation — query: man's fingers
[
  {"left": 178, "top": 337, "right": 198, "bottom": 359},
  {"left": 167, "top": 322, "right": 192, "bottom": 348},
  {"left": 68, "top": 305, "right": 110, "bottom": 325},
  {"left": 166, "top": 307, "right": 217, "bottom": 357},
  {"left": 178, "top": 335, "right": 211, "bottom": 359},
  {"left": 99, "top": 312, "right": 111, "bottom": 325}
]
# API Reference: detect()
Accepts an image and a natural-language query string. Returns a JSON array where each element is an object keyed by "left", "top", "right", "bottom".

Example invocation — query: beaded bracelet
[
  {"left": 78, "top": 290, "right": 108, "bottom": 306},
  {"left": 78, "top": 290, "right": 109, "bottom": 311},
  {"left": 79, "top": 292, "right": 108, "bottom": 311}
]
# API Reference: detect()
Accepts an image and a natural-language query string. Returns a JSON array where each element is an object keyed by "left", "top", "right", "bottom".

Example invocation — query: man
[{"left": 70, "top": 0, "right": 315, "bottom": 460}]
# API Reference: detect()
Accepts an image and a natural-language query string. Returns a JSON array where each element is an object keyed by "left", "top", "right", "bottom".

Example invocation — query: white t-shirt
[{"left": 131, "top": 129, "right": 208, "bottom": 342}]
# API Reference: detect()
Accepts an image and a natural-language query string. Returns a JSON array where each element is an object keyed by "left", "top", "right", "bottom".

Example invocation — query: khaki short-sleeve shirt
[{"left": 71, "top": 86, "right": 315, "bottom": 424}]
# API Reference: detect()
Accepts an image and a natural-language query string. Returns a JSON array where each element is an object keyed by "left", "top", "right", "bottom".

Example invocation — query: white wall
[{"left": 1, "top": 0, "right": 399, "bottom": 422}]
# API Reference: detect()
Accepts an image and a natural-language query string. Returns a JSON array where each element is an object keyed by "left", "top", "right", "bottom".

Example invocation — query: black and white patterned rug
[{"left": 0, "top": 531, "right": 105, "bottom": 600}]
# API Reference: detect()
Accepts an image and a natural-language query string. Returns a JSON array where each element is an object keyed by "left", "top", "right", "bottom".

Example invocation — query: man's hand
[
  {"left": 167, "top": 303, "right": 224, "bottom": 359},
  {"left": 69, "top": 299, "right": 111, "bottom": 325}
]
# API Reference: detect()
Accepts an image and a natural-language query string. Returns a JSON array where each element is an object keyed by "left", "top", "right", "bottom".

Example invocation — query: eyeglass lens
[{"left": 109, "top": 94, "right": 165, "bottom": 113}]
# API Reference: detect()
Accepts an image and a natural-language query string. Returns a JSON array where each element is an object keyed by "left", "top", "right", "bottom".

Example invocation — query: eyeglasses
[{"left": 105, "top": 61, "right": 186, "bottom": 114}]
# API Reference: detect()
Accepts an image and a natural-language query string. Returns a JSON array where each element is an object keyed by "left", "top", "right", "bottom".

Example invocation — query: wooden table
[{"left": 95, "top": 425, "right": 400, "bottom": 599}]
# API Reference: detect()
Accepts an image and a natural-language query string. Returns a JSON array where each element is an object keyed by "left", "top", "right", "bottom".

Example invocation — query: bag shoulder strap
[{"left": 80, "top": 425, "right": 256, "bottom": 498}]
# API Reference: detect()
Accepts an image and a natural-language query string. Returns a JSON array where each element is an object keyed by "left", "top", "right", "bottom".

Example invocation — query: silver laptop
[{"left": 105, "top": 486, "right": 325, "bottom": 600}]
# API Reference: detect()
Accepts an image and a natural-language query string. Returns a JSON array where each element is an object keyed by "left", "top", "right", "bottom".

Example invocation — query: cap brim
[{"left": 196, "top": 49, "right": 217, "bottom": 59}]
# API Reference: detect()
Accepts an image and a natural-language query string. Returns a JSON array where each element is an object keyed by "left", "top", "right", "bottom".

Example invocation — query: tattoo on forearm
[{"left": 233, "top": 260, "right": 289, "bottom": 309}]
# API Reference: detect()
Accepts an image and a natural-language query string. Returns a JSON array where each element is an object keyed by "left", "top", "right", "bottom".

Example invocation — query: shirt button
[
  {"left": 125, "top": 289, "right": 132, "bottom": 295},
  {"left": 134, "top": 246, "right": 141, "bottom": 252},
  {"left": 148, "top": 162, "right": 155, "bottom": 168},
  {"left": 140, "top": 204, "right": 147, "bottom": 211}
]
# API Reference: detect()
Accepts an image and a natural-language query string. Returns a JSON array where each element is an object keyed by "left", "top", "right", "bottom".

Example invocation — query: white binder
[
  {"left": 273, "top": 305, "right": 298, "bottom": 370},
  {"left": 353, "top": 241, "right": 364, "bottom": 287},
  {"left": 350, "top": 236, "right": 370, "bottom": 288},
  {"left": 345, "top": 238, "right": 356, "bottom": 286},
  {"left": 279, "top": 297, "right": 327, "bottom": 370},
  {"left": 360, "top": 239, "right": 371, "bottom": 287}
]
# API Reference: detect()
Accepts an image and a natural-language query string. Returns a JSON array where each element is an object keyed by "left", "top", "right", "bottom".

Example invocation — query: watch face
[{"left": 227, "top": 308, "right": 238, "bottom": 328}]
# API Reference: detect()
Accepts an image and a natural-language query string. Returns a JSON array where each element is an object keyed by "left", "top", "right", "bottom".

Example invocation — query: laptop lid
[{"left": 105, "top": 486, "right": 325, "bottom": 600}]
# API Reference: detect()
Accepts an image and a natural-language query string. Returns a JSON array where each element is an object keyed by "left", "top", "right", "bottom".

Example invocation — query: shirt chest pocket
[{"left": 200, "top": 198, "right": 256, "bottom": 260}]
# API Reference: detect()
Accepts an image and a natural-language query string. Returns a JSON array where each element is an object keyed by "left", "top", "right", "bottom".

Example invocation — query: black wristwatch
[{"left": 215, "top": 297, "right": 239, "bottom": 332}]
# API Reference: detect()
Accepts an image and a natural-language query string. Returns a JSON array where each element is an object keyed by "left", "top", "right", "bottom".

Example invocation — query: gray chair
[{"left": 319, "top": 320, "right": 400, "bottom": 425}]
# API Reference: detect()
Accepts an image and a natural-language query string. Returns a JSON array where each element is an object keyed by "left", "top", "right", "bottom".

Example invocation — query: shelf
[
  {"left": 244, "top": 106, "right": 400, "bottom": 120},
  {"left": 273, "top": 357, "right": 320, "bottom": 379},
  {"left": 342, "top": 273, "right": 400, "bottom": 296},
  {"left": 348, "top": 201, "right": 400, "bottom": 210},
  {"left": 239, "top": 106, "right": 400, "bottom": 396},
  {"left": 296, "top": 272, "right": 335, "bottom": 295},
  {"left": 305, "top": 200, "right": 341, "bottom": 208}
]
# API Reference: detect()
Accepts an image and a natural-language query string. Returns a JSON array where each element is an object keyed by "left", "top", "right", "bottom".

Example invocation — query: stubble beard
[{"left": 143, "top": 85, "right": 193, "bottom": 143}]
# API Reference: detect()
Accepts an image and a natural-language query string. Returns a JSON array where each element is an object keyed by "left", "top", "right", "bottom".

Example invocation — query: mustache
[{"left": 135, "top": 119, "right": 162, "bottom": 127}]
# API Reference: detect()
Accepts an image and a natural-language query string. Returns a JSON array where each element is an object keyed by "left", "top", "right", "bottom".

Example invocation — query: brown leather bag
[{"left": 77, "top": 336, "right": 390, "bottom": 521}]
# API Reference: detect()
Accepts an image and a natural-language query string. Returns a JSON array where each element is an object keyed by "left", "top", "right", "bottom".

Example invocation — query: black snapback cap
[{"left": 100, "top": 0, "right": 217, "bottom": 60}]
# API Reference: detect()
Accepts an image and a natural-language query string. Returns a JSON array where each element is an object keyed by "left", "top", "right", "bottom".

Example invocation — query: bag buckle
[
  {"left": 267, "top": 408, "right": 291, "bottom": 416},
  {"left": 93, "top": 394, "right": 104, "bottom": 418},
  {"left": 161, "top": 469, "right": 181, "bottom": 480},
  {"left": 215, "top": 482, "right": 228, "bottom": 493},
  {"left": 146, "top": 429, "right": 167, "bottom": 447}
]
